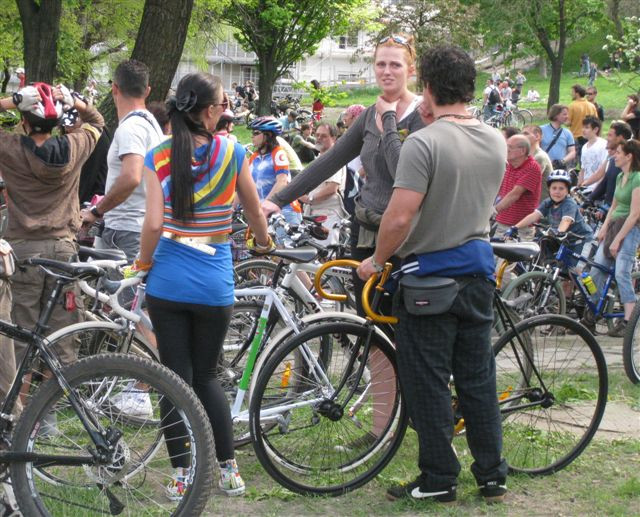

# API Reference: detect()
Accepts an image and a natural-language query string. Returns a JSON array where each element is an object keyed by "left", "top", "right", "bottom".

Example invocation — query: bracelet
[
  {"left": 371, "top": 257, "right": 385, "bottom": 273},
  {"left": 253, "top": 235, "right": 274, "bottom": 251},
  {"left": 90, "top": 205, "right": 103, "bottom": 218},
  {"left": 133, "top": 258, "right": 153, "bottom": 271}
]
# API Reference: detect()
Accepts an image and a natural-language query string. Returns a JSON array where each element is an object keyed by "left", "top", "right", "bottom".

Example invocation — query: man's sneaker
[
  {"left": 334, "top": 431, "right": 376, "bottom": 453},
  {"left": 607, "top": 318, "right": 627, "bottom": 338},
  {"left": 166, "top": 467, "right": 190, "bottom": 502},
  {"left": 111, "top": 389, "right": 153, "bottom": 418},
  {"left": 479, "top": 479, "right": 507, "bottom": 503},
  {"left": 219, "top": 459, "right": 245, "bottom": 496},
  {"left": 386, "top": 476, "right": 456, "bottom": 503},
  {"left": 38, "top": 411, "right": 61, "bottom": 438}
]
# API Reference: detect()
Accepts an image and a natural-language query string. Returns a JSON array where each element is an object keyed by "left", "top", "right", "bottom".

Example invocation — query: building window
[{"left": 338, "top": 31, "right": 359, "bottom": 49}]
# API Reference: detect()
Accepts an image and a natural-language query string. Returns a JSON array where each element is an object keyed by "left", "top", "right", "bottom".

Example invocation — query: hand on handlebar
[{"left": 357, "top": 257, "right": 379, "bottom": 281}]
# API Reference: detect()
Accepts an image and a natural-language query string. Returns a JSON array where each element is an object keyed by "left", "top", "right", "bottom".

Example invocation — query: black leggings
[{"left": 146, "top": 294, "right": 234, "bottom": 465}]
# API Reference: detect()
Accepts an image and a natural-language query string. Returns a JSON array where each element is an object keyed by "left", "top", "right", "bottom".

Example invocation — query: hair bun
[{"left": 173, "top": 89, "right": 198, "bottom": 113}]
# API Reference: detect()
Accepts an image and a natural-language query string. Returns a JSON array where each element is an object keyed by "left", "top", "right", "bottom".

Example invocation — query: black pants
[
  {"left": 393, "top": 277, "right": 508, "bottom": 488},
  {"left": 146, "top": 294, "right": 234, "bottom": 465}
]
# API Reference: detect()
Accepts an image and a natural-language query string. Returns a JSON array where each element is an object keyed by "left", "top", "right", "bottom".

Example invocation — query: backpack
[{"left": 488, "top": 87, "right": 500, "bottom": 105}]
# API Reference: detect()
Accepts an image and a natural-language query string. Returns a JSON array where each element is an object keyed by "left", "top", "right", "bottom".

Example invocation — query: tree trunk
[
  {"left": 16, "top": 0, "right": 62, "bottom": 83},
  {"left": 547, "top": 58, "right": 563, "bottom": 109},
  {"left": 256, "top": 56, "right": 276, "bottom": 116},
  {"left": 610, "top": 0, "right": 624, "bottom": 39},
  {"left": 1, "top": 64, "right": 10, "bottom": 93},
  {"left": 538, "top": 56, "right": 547, "bottom": 78},
  {"left": 99, "top": 0, "right": 195, "bottom": 131}
]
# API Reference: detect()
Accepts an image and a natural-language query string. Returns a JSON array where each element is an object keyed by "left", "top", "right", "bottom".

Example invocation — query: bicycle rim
[
  {"left": 622, "top": 302, "right": 640, "bottom": 383},
  {"left": 492, "top": 315, "right": 607, "bottom": 475},
  {"left": 250, "top": 322, "right": 407, "bottom": 495},
  {"left": 10, "top": 354, "right": 215, "bottom": 516}
]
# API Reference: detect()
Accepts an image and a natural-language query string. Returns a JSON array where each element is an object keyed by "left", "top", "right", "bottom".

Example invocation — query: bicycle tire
[
  {"left": 511, "top": 110, "right": 526, "bottom": 127},
  {"left": 602, "top": 271, "right": 640, "bottom": 334},
  {"left": 10, "top": 353, "right": 215, "bottom": 516},
  {"left": 492, "top": 314, "right": 607, "bottom": 475},
  {"left": 516, "top": 108, "right": 533, "bottom": 123},
  {"left": 622, "top": 301, "right": 640, "bottom": 383},
  {"left": 249, "top": 321, "right": 407, "bottom": 496},
  {"left": 502, "top": 270, "right": 567, "bottom": 317},
  {"left": 234, "top": 258, "right": 278, "bottom": 287}
]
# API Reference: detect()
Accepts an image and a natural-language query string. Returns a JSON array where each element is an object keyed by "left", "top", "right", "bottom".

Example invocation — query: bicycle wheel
[
  {"left": 234, "top": 258, "right": 277, "bottom": 287},
  {"left": 250, "top": 322, "right": 407, "bottom": 496},
  {"left": 511, "top": 110, "right": 526, "bottom": 127},
  {"left": 601, "top": 271, "right": 640, "bottom": 334},
  {"left": 492, "top": 315, "right": 607, "bottom": 475},
  {"left": 517, "top": 108, "right": 533, "bottom": 123},
  {"left": 502, "top": 270, "right": 566, "bottom": 317},
  {"left": 622, "top": 301, "right": 640, "bottom": 383},
  {"left": 10, "top": 354, "right": 215, "bottom": 516}
]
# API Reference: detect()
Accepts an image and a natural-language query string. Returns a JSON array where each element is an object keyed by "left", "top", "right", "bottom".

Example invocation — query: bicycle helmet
[
  {"left": 20, "top": 82, "right": 64, "bottom": 134},
  {"left": 546, "top": 169, "right": 572, "bottom": 187},
  {"left": 249, "top": 116, "right": 283, "bottom": 135},
  {"left": 61, "top": 91, "right": 88, "bottom": 128}
]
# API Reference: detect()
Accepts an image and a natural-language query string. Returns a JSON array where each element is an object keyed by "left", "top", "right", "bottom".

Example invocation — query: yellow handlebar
[{"left": 313, "top": 259, "right": 398, "bottom": 325}]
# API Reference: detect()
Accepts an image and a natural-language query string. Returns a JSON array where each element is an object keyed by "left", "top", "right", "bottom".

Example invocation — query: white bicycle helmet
[{"left": 546, "top": 169, "right": 572, "bottom": 187}]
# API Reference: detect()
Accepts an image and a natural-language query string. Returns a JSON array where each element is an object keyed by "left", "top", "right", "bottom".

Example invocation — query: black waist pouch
[{"left": 399, "top": 275, "right": 459, "bottom": 315}]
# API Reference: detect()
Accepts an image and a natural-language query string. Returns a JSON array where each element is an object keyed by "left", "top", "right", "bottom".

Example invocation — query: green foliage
[
  {"left": 221, "top": 0, "right": 373, "bottom": 77},
  {"left": 56, "top": 0, "right": 143, "bottom": 85},
  {"left": 604, "top": 16, "right": 640, "bottom": 91},
  {"left": 293, "top": 80, "right": 348, "bottom": 107},
  {"left": 0, "top": 0, "right": 23, "bottom": 72}
]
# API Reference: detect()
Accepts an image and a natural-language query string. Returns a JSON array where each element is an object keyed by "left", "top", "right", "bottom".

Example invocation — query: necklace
[{"left": 435, "top": 113, "right": 474, "bottom": 120}]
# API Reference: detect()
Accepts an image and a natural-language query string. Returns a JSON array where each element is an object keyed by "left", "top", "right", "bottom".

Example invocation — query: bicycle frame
[
  {"left": 0, "top": 277, "right": 119, "bottom": 467},
  {"left": 544, "top": 243, "right": 621, "bottom": 319}
]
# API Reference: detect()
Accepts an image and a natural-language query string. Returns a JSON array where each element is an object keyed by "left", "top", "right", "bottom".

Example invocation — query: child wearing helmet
[
  {"left": 248, "top": 116, "right": 301, "bottom": 241},
  {"left": 506, "top": 169, "right": 593, "bottom": 251}
]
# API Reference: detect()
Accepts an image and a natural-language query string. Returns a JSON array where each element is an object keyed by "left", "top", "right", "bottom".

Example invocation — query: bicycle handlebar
[{"left": 313, "top": 259, "right": 399, "bottom": 324}]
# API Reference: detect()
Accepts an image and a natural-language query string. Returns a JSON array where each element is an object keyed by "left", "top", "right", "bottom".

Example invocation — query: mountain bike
[
  {"left": 0, "top": 258, "right": 214, "bottom": 516},
  {"left": 248, "top": 254, "right": 607, "bottom": 496}
]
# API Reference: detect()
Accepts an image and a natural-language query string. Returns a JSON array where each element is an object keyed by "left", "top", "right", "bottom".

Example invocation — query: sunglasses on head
[{"left": 378, "top": 35, "right": 413, "bottom": 54}]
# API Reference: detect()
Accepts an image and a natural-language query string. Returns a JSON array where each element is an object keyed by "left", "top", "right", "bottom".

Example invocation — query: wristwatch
[
  {"left": 90, "top": 205, "right": 103, "bottom": 218},
  {"left": 371, "top": 257, "right": 385, "bottom": 274}
]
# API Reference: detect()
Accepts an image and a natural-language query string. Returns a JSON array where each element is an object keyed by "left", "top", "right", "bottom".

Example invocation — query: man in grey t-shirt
[
  {"left": 80, "top": 60, "right": 162, "bottom": 261},
  {"left": 358, "top": 46, "right": 508, "bottom": 505}
]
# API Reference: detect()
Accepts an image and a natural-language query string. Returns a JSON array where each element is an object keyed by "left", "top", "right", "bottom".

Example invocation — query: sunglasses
[
  {"left": 252, "top": 130, "right": 262, "bottom": 136},
  {"left": 378, "top": 35, "right": 414, "bottom": 55},
  {"left": 217, "top": 100, "right": 229, "bottom": 109}
]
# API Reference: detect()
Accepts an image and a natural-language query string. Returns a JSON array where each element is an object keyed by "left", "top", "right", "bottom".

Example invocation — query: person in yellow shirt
[{"left": 568, "top": 84, "right": 597, "bottom": 163}]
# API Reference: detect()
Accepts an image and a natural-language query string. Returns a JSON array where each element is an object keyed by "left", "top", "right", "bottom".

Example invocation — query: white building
[{"left": 174, "top": 30, "right": 375, "bottom": 94}]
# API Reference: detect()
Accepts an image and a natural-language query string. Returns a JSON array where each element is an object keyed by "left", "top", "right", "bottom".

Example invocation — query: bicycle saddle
[
  {"left": 267, "top": 247, "right": 318, "bottom": 263},
  {"left": 24, "top": 257, "right": 103, "bottom": 280},
  {"left": 491, "top": 242, "right": 540, "bottom": 262},
  {"left": 78, "top": 246, "right": 128, "bottom": 262}
]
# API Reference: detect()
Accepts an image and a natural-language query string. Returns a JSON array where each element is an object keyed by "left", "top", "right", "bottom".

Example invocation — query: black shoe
[
  {"left": 386, "top": 476, "right": 456, "bottom": 503},
  {"left": 607, "top": 319, "right": 627, "bottom": 338},
  {"left": 579, "top": 308, "right": 597, "bottom": 334},
  {"left": 479, "top": 479, "right": 507, "bottom": 503}
]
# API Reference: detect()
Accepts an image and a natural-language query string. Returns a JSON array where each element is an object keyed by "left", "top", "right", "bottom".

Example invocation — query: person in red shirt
[{"left": 493, "top": 134, "right": 542, "bottom": 240}]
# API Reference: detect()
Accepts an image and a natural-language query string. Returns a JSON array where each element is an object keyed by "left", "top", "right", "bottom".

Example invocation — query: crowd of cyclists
[{"left": 0, "top": 32, "right": 638, "bottom": 515}]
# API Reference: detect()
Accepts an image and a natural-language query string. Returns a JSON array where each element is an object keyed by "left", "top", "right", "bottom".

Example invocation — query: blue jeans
[{"left": 590, "top": 225, "right": 640, "bottom": 305}]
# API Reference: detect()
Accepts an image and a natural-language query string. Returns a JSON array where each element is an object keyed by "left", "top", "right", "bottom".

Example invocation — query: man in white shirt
[
  {"left": 81, "top": 60, "right": 163, "bottom": 261},
  {"left": 578, "top": 116, "right": 608, "bottom": 193},
  {"left": 298, "top": 123, "right": 346, "bottom": 245}
]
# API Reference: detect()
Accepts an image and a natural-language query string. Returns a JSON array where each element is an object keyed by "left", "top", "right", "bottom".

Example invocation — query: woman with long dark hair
[{"left": 134, "top": 72, "right": 272, "bottom": 500}]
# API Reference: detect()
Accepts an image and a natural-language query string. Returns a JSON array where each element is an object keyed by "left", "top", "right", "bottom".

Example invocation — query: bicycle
[
  {"left": 502, "top": 229, "right": 640, "bottom": 333},
  {"left": 622, "top": 300, "right": 640, "bottom": 383},
  {"left": 248, "top": 253, "right": 607, "bottom": 495},
  {"left": 0, "top": 257, "right": 214, "bottom": 516}
]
